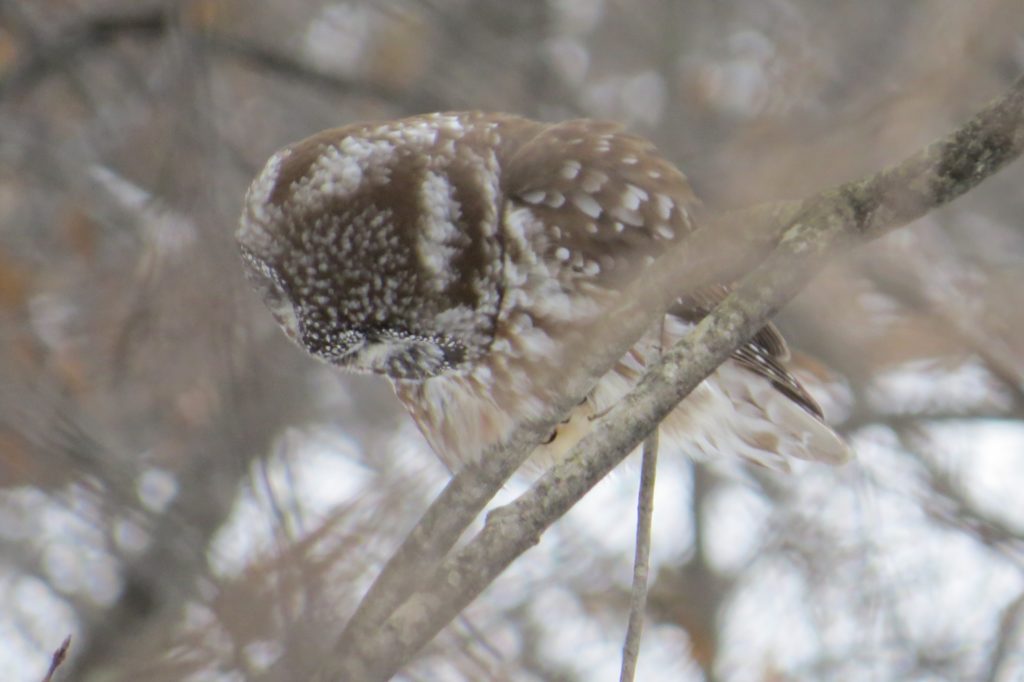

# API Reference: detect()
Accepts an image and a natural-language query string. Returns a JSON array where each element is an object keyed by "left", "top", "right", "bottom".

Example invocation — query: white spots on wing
[
  {"left": 554, "top": 246, "right": 571, "bottom": 262},
  {"left": 647, "top": 169, "right": 661, "bottom": 179},
  {"left": 545, "top": 191, "right": 566, "bottom": 208},
  {"left": 611, "top": 205, "right": 644, "bottom": 227},
  {"left": 581, "top": 260, "right": 601, "bottom": 276},
  {"left": 681, "top": 207, "right": 695, "bottom": 230},
  {"left": 417, "top": 170, "right": 461, "bottom": 289},
  {"left": 656, "top": 225, "right": 675, "bottom": 240},
  {"left": 585, "top": 222, "right": 598, "bottom": 234},
  {"left": 655, "top": 193, "right": 673, "bottom": 221},
  {"left": 581, "top": 169, "right": 608, "bottom": 193},
  {"left": 561, "top": 160, "right": 581, "bottom": 179},
  {"left": 522, "top": 189, "right": 546, "bottom": 205},
  {"left": 622, "top": 155, "right": 638, "bottom": 165},
  {"left": 613, "top": 221, "right": 625, "bottom": 233},
  {"left": 621, "top": 183, "right": 648, "bottom": 211},
  {"left": 571, "top": 192, "right": 602, "bottom": 219}
]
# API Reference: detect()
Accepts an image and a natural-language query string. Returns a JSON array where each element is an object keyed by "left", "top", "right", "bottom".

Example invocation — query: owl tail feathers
[
  {"left": 779, "top": 404, "right": 854, "bottom": 466},
  {"left": 657, "top": 361, "right": 854, "bottom": 472}
]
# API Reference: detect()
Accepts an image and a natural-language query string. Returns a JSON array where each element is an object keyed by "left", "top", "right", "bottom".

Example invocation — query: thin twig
[
  {"left": 41, "top": 636, "right": 71, "bottom": 682},
  {"left": 984, "top": 592, "right": 1024, "bottom": 682},
  {"left": 619, "top": 426, "right": 659, "bottom": 682}
]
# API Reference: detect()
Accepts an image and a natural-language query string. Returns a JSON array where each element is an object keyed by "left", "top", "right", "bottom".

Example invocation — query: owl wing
[
  {"left": 669, "top": 284, "right": 825, "bottom": 419},
  {"left": 501, "top": 118, "right": 699, "bottom": 289},
  {"left": 497, "top": 119, "right": 847, "bottom": 467},
  {"left": 500, "top": 119, "right": 824, "bottom": 417}
]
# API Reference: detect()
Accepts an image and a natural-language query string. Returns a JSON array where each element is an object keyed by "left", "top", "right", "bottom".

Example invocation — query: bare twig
[
  {"left": 41, "top": 636, "right": 71, "bottom": 682},
  {"left": 619, "top": 427, "right": 659, "bottom": 682},
  {"left": 984, "top": 592, "right": 1024, "bottom": 682}
]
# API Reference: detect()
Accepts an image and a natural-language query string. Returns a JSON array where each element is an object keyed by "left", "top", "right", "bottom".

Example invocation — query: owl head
[{"left": 237, "top": 115, "right": 518, "bottom": 380}]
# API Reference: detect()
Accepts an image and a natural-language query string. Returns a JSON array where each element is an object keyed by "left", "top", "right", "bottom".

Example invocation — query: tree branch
[
  {"left": 0, "top": 8, "right": 444, "bottom": 111},
  {"left": 40, "top": 636, "right": 70, "bottom": 682},
  {"left": 619, "top": 428, "right": 659, "bottom": 682},
  {"left": 326, "top": 73, "right": 1024, "bottom": 680}
]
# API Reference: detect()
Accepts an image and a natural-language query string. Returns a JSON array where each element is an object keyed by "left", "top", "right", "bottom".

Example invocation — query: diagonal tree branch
[{"left": 325, "top": 73, "right": 1024, "bottom": 680}]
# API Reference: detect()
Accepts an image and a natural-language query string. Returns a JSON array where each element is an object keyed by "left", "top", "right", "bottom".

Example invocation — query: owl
[{"left": 238, "top": 111, "right": 850, "bottom": 471}]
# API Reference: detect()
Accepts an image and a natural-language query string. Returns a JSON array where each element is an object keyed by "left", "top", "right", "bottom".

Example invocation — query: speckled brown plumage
[{"left": 238, "top": 111, "right": 850, "bottom": 470}]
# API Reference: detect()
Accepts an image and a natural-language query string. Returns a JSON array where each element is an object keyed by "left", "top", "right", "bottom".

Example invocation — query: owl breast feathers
[{"left": 238, "top": 111, "right": 851, "bottom": 471}]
